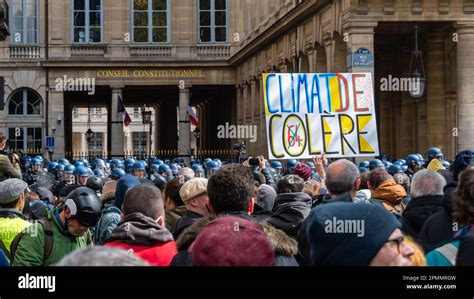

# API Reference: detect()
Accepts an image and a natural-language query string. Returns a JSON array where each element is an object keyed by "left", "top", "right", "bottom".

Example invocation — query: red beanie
[
  {"left": 295, "top": 162, "right": 312, "bottom": 181},
  {"left": 190, "top": 216, "right": 275, "bottom": 266}
]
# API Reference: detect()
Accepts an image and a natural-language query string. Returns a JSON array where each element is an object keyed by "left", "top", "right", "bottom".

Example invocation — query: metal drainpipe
[{"left": 44, "top": 0, "right": 50, "bottom": 160}]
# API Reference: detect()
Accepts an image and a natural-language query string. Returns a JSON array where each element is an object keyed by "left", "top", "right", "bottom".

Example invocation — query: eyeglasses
[{"left": 386, "top": 236, "right": 405, "bottom": 254}]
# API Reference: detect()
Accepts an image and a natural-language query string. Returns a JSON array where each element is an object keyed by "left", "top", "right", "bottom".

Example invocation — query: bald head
[{"left": 325, "top": 160, "right": 360, "bottom": 197}]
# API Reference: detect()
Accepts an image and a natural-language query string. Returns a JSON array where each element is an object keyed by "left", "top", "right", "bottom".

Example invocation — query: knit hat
[
  {"left": 0, "top": 179, "right": 28, "bottom": 205},
  {"left": 190, "top": 216, "right": 275, "bottom": 266},
  {"left": 253, "top": 172, "right": 266, "bottom": 185},
  {"left": 295, "top": 162, "right": 312, "bottom": 181},
  {"left": 114, "top": 174, "right": 140, "bottom": 210},
  {"left": 101, "top": 180, "right": 117, "bottom": 203},
  {"left": 179, "top": 178, "right": 208, "bottom": 203},
  {"left": 257, "top": 184, "right": 277, "bottom": 212},
  {"left": 306, "top": 202, "right": 401, "bottom": 266}
]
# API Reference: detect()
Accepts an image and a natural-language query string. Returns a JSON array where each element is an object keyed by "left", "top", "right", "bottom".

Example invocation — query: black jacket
[
  {"left": 170, "top": 213, "right": 299, "bottom": 267},
  {"left": 252, "top": 204, "right": 272, "bottom": 223},
  {"left": 266, "top": 192, "right": 312, "bottom": 240},
  {"left": 400, "top": 195, "right": 443, "bottom": 241},
  {"left": 419, "top": 182, "right": 457, "bottom": 252},
  {"left": 171, "top": 210, "right": 204, "bottom": 240},
  {"left": 456, "top": 229, "right": 474, "bottom": 266}
]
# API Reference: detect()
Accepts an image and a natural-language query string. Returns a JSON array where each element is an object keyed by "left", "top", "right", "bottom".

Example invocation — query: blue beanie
[
  {"left": 306, "top": 202, "right": 401, "bottom": 266},
  {"left": 114, "top": 174, "right": 140, "bottom": 210}
]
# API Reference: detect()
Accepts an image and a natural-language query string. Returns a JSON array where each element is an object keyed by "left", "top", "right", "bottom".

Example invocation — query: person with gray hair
[
  {"left": 55, "top": 247, "right": 150, "bottom": 266},
  {"left": 400, "top": 169, "right": 447, "bottom": 241},
  {"left": 324, "top": 159, "right": 361, "bottom": 203}
]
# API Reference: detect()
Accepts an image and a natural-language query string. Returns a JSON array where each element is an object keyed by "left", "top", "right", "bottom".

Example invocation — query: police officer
[
  {"left": 51, "top": 164, "right": 75, "bottom": 197},
  {"left": 405, "top": 154, "right": 424, "bottom": 178},
  {"left": 24, "top": 157, "right": 43, "bottom": 185},
  {"left": 427, "top": 147, "right": 444, "bottom": 164},
  {"left": 74, "top": 166, "right": 91, "bottom": 186}
]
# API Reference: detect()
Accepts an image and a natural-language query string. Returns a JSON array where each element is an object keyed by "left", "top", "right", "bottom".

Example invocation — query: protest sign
[{"left": 263, "top": 73, "right": 379, "bottom": 160}]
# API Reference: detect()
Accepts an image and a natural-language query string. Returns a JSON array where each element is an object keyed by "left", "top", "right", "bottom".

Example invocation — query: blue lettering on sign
[
  {"left": 46, "top": 136, "right": 55, "bottom": 148},
  {"left": 353, "top": 48, "right": 374, "bottom": 67}
]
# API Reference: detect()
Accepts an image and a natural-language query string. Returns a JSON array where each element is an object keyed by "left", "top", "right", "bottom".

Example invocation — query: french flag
[
  {"left": 187, "top": 106, "right": 199, "bottom": 127},
  {"left": 117, "top": 95, "right": 132, "bottom": 127}
]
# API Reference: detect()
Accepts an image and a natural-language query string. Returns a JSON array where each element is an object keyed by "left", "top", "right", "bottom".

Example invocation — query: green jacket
[
  {"left": 165, "top": 205, "right": 187, "bottom": 231},
  {"left": 12, "top": 209, "right": 92, "bottom": 266},
  {"left": 0, "top": 154, "right": 21, "bottom": 182}
]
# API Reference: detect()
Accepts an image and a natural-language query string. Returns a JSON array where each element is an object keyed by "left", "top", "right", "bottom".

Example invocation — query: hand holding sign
[{"left": 264, "top": 73, "right": 379, "bottom": 160}]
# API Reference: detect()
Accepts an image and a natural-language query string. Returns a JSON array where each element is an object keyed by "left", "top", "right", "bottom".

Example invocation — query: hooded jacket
[
  {"left": 266, "top": 192, "right": 312, "bottom": 240},
  {"left": 370, "top": 180, "right": 407, "bottom": 213},
  {"left": 104, "top": 212, "right": 177, "bottom": 266},
  {"left": 419, "top": 182, "right": 458, "bottom": 252},
  {"left": 399, "top": 195, "right": 443, "bottom": 241},
  {"left": 170, "top": 214, "right": 299, "bottom": 267}
]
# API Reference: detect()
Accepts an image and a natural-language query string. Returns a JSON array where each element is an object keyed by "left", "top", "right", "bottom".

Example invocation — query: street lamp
[
  {"left": 408, "top": 25, "right": 426, "bottom": 99},
  {"left": 193, "top": 127, "right": 200, "bottom": 158},
  {"left": 85, "top": 104, "right": 95, "bottom": 159},
  {"left": 142, "top": 107, "right": 153, "bottom": 178}
]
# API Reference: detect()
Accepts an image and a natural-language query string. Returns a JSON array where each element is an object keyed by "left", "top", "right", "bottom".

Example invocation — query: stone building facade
[{"left": 0, "top": 0, "right": 473, "bottom": 161}]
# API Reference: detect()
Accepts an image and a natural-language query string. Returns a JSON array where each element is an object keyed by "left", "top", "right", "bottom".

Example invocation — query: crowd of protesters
[{"left": 0, "top": 137, "right": 473, "bottom": 266}]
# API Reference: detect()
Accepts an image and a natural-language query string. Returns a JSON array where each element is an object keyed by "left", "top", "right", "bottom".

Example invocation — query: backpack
[{"left": 9, "top": 219, "right": 53, "bottom": 264}]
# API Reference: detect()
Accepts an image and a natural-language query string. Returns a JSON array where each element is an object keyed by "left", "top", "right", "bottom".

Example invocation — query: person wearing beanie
[
  {"left": 266, "top": 175, "right": 312, "bottom": 240},
  {"left": 171, "top": 178, "right": 209, "bottom": 240},
  {"left": 93, "top": 180, "right": 119, "bottom": 245},
  {"left": 190, "top": 216, "right": 275, "bottom": 266},
  {"left": 295, "top": 163, "right": 312, "bottom": 182},
  {"left": 0, "top": 179, "right": 31, "bottom": 262},
  {"left": 253, "top": 184, "right": 277, "bottom": 222},
  {"left": 306, "top": 202, "right": 414, "bottom": 266},
  {"left": 93, "top": 175, "right": 139, "bottom": 246}
]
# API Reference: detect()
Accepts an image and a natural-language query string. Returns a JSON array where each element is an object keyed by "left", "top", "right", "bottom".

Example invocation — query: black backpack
[{"left": 8, "top": 219, "right": 54, "bottom": 265}]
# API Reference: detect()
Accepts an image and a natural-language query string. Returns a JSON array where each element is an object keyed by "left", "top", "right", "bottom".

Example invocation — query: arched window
[{"left": 8, "top": 89, "right": 43, "bottom": 116}]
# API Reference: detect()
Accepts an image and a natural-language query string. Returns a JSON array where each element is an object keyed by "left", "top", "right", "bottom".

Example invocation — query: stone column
[
  {"left": 111, "top": 87, "right": 124, "bottom": 158},
  {"left": 178, "top": 88, "right": 192, "bottom": 165},
  {"left": 344, "top": 21, "right": 378, "bottom": 76},
  {"left": 426, "top": 32, "right": 448, "bottom": 151},
  {"left": 344, "top": 21, "right": 378, "bottom": 158},
  {"left": 456, "top": 22, "right": 474, "bottom": 151},
  {"left": 48, "top": 90, "right": 65, "bottom": 160},
  {"left": 250, "top": 79, "right": 257, "bottom": 156}
]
